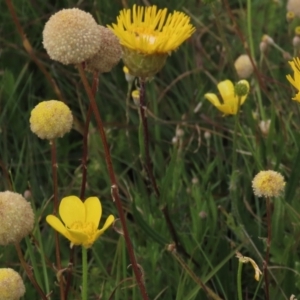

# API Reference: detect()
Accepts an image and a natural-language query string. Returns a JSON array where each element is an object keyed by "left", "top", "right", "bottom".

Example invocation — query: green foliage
[{"left": 1, "top": 0, "right": 300, "bottom": 299}]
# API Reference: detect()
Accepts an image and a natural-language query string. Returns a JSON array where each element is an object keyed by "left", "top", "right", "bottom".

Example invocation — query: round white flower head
[
  {"left": 85, "top": 26, "right": 122, "bottom": 73},
  {"left": 43, "top": 8, "right": 102, "bottom": 65},
  {"left": 0, "top": 191, "right": 34, "bottom": 245}
]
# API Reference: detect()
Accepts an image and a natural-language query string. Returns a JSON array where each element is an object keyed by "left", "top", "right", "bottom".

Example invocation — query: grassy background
[{"left": 1, "top": 0, "right": 300, "bottom": 299}]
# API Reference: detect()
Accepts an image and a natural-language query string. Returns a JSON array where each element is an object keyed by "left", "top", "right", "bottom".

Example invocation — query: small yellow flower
[
  {"left": 30, "top": 100, "right": 73, "bottom": 140},
  {"left": 131, "top": 89, "right": 140, "bottom": 105},
  {"left": 286, "top": 57, "right": 300, "bottom": 102},
  {"left": 252, "top": 170, "right": 285, "bottom": 198},
  {"left": 236, "top": 252, "right": 262, "bottom": 281},
  {"left": 108, "top": 5, "right": 195, "bottom": 77},
  {"left": 204, "top": 80, "right": 249, "bottom": 115},
  {"left": 46, "top": 196, "right": 114, "bottom": 248},
  {"left": 123, "top": 66, "right": 135, "bottom": 82},
  {"left": 0, "top": 268, "right": 26, "bottom": 300}
]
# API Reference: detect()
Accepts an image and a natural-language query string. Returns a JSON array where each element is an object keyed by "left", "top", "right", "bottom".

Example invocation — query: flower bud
[
  {"left": 234, "top": 54, "right": 254, "bottom": 79},
  {"left": 0, "top": 191, "right": 34, "bottom": 245},
  {"left": 0, "top": 268, "right": 26, "bottom": 300},
  {"left": 131, "top": 90, "right": 140, "bottom": 106},
  {"left": 234, "top": 80, "right": 249, "bottom": 97},
  {"left": 123, "top": 66, "right": 135, "bottom": 82}
]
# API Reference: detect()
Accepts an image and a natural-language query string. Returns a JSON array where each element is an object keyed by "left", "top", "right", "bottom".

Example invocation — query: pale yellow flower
[
  {"left": 46, "top": 196, "right": 114, "bottom": 248},
  {"left": 0, "top": 268, "right": 26, "bottom": 300},
  {"left": 286, "top": 57, "right": 300, "bottom": 102},
  {"left": 252, "top": 170, "right": 285, "bottom": 198},
  {"left": 30, "top": 100, "right": 73, "bottom": 140},
  {"left": 204, "top": 80, "right": 249, "bottom": 115}
]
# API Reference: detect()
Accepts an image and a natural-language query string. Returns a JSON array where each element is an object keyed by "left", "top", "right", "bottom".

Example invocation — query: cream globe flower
[
  {"left": 46, "top": 196, "right": 114, "bottom": 248},
  {"left": 204, "top": 80, "right": 249, "bottom": 115},
  {"left": 286, "top": 57, "right": 300, "bottom": 102}
]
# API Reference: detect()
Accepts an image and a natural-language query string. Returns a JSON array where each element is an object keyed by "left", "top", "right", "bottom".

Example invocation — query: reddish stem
[{"left": 77, "top": 64, "right": 149, "bottom": 300}]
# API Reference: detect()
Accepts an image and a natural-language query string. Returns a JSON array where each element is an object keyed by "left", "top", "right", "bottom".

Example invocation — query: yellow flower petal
[
  {"left": 67, "top": 229, "right": 89, "bottom": 246},
  {"left": 84, "top": 197, "right": 101, "bottom": 227},
  {"left": 217, "top": 80, "right": 235, "bottom": 104},
  {"left": 293, "top": 91, "right": 300, "bottom": 102},
  {"left": 204, "top": 93, "right": 221, "bottom": 107},
  {"left": 59, "top": 196, "right": 85, "bottom": 227},
  {"left": 94, "top": 215, "right": 115, "bottom": 240},
  {"left": 46, "top": 215, "right": 73, "bottom": 241},
  {"left": 217, "top": 104, "right": 237, "bottom": 115}
]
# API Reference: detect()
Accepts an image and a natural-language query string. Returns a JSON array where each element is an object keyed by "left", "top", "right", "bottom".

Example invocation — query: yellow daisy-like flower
[
  {"left": 287, "top": 57, "right": 300, "bottom": 102},
  {"left": 204, "top": 80, "right": 249, "bottom": 115},
  {"left": 46, "top": 196, "right": 114, "bottom": 248},
  {"left": 108, "top": 5, "right": 195, "bottom": 77},
  {"left": 252, "top": 170, "right": 285, "bottom": 198}
]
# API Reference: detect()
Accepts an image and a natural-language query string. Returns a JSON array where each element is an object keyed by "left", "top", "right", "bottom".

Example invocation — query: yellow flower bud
[
  {"left": 30, "top": 100, "right": 73, "bottom": 140},
  {"left": 0, "top": 268, "right": 26, "bottom": 300},
  {"left": 0, "top": 191, "right": 34, "bottom": 245}
]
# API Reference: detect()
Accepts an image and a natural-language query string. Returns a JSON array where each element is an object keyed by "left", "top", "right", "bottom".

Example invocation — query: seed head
[
  {"left": 85, "top": 26, "right": 122, "bottom": 73},
  {"left": 0, "top": 191, "right": 34, "bottom": 245},
  {"left": 30, "top": 100, "right": 73, "bottom": 140},
  {"left": 252, "top": 170, "right": 285, "bottom": 198},
  {"left": 0, "top": 268, "right": 25, "bottom": 300},
  {"left": 234, "top": 54, "right": 254, "bottom": 79},
  {"left": 43, "top": 8, "right": 101, "bottom": 65}
]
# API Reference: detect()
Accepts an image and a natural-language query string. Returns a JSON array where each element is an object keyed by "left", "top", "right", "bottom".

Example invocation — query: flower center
[
  {"left": 69, "top": 221, "right": 96, "bottom": 240},
  {"left": 133, "top": 28, "right": 158, "bottom": 44}
]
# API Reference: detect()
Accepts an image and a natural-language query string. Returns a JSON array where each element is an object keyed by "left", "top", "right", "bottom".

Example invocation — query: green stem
[
  {"left": 237, "top": 261, "right": 243, "bottom": 300},
  {"left": 246, "top": 0, "right": 265, "bottom": 120},
  {"left": 81, "top": 247, "right": 88, "bottom": 300}
]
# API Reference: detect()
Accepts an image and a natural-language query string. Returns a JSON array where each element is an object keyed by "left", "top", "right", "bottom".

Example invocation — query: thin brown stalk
[
  {"left": 77, "top": 64, "right": 149, "bottom": 300},
  {"left": 50, "top": 140, "right": 65, "bottom": 300},
  {"left": 264, "top": 196, "right": 272, "bottom": 300},
  {"left": 15, "top": 243, "right": 48, "bottom": 300}
]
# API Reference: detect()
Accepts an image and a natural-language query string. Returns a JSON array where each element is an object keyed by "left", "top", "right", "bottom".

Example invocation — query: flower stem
[
  {"left": 138, "top": 78, "right": 160, "bottom": 198},
  {"left": 237, "top": 260, "right": 243, "bottom": 300},
  {"left": 77, "top": 64, "right": 149, "bottom": 300},
  {"left": 15, "top": 243, "right": 48, "bottom": 300},
  {"left": 264, "top": 196, "right": 271, "bottom": 300},
  {"left": 50, "top": 139, "right": 65, "bottom": 300},
  {"left": 81, "top": 247, "right": 88, "bottom": 300}
]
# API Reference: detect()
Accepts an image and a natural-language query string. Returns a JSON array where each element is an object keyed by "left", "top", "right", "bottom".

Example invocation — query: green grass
[{"left": 1, "top": 0, "right": 300, "bottom": 299}]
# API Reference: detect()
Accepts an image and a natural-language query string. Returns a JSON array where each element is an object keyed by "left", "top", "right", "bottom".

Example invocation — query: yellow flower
[
  {"left": 286, "top": 57, "right": 300, "bottom": 102},
  {"left": 252, "top": 170, "right": 285, "bottom": 198},
  {"left": 108, "top": 5, "right": 195, "bottom": 77},
  {"left": 46, "top": 196, "right": 114, "bottom": 248},
  {"left": 0, "top": 268, "right": 26, "bottom": 300},
  {"left": 204, "top": 80, "right": 249, "bottom": 115},
  {"left": 30, "top": 100, "right": 73, "bottom": 140}
]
